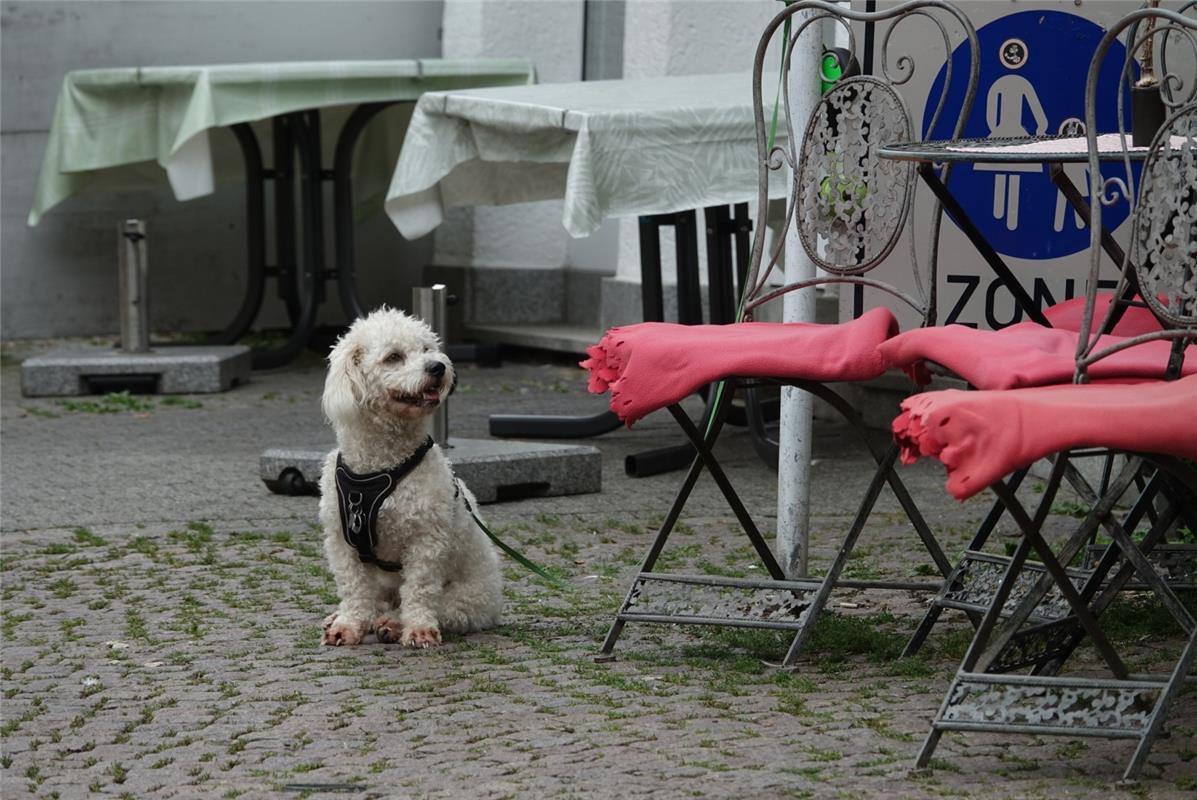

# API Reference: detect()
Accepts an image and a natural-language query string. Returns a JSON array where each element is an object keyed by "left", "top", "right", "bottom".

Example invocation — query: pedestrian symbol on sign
[
  {"left": 923, "top": 11, "right": 1138, "bottom": 261},
  {"left": 974, "top": 37, "right": 1049, "bottom": 231}
]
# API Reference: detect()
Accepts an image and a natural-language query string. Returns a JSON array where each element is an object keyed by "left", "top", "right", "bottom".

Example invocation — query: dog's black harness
[{"left": 333, "top": 436, "right": 435, "bottom": 572}]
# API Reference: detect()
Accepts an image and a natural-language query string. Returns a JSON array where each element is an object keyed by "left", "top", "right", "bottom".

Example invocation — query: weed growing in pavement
[{"left": 41, "top": 391, "right": 205, "bottom": 415}]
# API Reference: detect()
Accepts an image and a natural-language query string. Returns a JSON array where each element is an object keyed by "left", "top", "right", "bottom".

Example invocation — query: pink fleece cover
[
  {"left": 893, "top": 375, "right": 1197, "bottom": 500},
  {"left": 581, "top": 306, "right": 899, "bottom": 426},
  {"left": 877, "top": 321, "right": 1192, "bottom": 389},
  {"left": 1041, "top": 294, "right": 1163, "bottom": 337}
]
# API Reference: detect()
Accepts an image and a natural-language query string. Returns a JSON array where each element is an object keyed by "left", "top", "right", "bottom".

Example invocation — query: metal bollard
[
  {"left": 412, "top": 284, "right": 449, "bottom": 446},
  {"left": 118, "top": 220, "right": 150, "bottom": 353}
]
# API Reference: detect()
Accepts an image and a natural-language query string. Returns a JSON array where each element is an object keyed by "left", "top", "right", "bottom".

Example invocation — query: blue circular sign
[{"left": 924, "top": 11, "right": 1137, "bottom": 260}]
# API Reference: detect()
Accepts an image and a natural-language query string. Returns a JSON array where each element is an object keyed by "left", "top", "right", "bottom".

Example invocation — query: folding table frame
[{"left": 219, "top": 104, "right": 394, "bottom": 369}]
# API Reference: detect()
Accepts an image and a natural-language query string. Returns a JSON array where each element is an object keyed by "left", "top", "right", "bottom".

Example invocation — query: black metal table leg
[
  {"left": 639, "top": 215, "right": 664, "bottom": 322},
  {"left": 250, "top": 111, "right": 322, "bottom": 370},
  {"left": 624, "top": 205, "right": 765, "bottom": 477},
  {"left": 273, "top": 116, "right": 301, "bottom": 325},
  {"left": 208, "top": 122, "right": 267, "bottom": 345},
  {"left": 917, "top": 162, "right": 1051, "bottom": 327},
  {"left": 732, "top": 202, "right": 751, "bottom": 293},
  {"left": 487, "top": 204, "right": 757, "bottom": 458},
  {"left": 1048, "top": 163, "right": 1143, "bottom": 335},
  {"left": 674, "top": 210, "right": 703, "bottom": 324},
  {"left": 333, "top": 101, "right": 397, "bottom": 322},
  {"left": 209, "top": 102, "right": 409, "bottom": 368},
  {"left": 705, "top": 206, "right": 735, "bottom": 325}
]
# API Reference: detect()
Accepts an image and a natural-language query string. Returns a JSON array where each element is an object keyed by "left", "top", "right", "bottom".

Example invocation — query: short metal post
[
  {"left": 118, "top": 219, "right": 150, "bottom": 353},
  {"left": 412, "top": 284, "right": 449, "bottom": 446}
]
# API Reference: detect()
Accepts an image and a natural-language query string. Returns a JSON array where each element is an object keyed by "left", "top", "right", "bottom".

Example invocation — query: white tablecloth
[
  {"left": 29, "top": 59, "right": 534, "bottom": 225},
  {"left": 386, "top": 72, "right": 784, "bottom": 239}
]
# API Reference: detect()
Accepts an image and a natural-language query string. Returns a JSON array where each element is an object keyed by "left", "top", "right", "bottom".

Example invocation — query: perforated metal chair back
[
  {"left": 1078, "top": 2, "right": 1197, "bottom": 380},
  {"left": 741, "top": 0, "right": 979, "bottom": 326}
]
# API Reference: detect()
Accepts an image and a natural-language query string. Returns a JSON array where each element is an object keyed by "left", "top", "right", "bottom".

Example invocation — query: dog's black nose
[{"left": 425, "top": 361, "right": 446, "bottom": 378}]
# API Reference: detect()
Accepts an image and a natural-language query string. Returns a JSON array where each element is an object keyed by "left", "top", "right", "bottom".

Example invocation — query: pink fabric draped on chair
[
  {"left": 878, "top": 293, "right": 1183, "bottom": 389},
  {"left": 877, "top": 320, "right": 1194, "bottom": 389},
  {"left": 581, "top": 306, "right": 900, "bottom": 426},
  {"left": 1040, "top": 293, "right": 1163, "bottom": 336},
  {"left": 892, "top": 374, "right": 1197, "bottom": 500}
]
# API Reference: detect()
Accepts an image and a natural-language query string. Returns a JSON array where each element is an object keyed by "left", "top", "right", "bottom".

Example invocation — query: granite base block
[
  {"left": 21, "top": 345, "right": 252, "bottom": 397},
  {"left": 260, "top": 438, "right": 602, "bottom": 503}
]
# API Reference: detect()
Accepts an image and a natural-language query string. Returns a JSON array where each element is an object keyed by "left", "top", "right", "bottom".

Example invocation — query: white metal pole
[
  {"left": 412, "top": 284, "right": 450, "bottom": 446},
  {"left": 776, "top": 10, "right": 822, "bottom": 579},
  {"left": 118, "top": 219, "right": 150, "bottom": 354}
]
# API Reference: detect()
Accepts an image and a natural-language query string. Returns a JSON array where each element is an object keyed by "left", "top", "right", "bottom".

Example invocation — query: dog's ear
[{"left": 322, "top": 335, "right": 367, "bottom": 426}]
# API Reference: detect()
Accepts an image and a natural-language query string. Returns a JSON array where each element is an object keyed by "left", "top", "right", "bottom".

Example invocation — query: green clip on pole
[{"left": 820, "top": 47, "right": 861, "bottom": 95}]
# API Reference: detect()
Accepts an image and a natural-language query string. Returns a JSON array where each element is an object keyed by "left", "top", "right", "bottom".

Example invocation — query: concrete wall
[
  {"left": 612, "top": 0, "right": 780, "bottom": 288},
  {"left": 1, "top": 0, "right": 444, "bottom": 340},
  {"left": 436, "top": 0, "right": 585, "bottom": 277}
]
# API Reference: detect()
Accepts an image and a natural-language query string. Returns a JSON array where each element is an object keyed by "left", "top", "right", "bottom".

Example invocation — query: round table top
[{"left": 879, "top": 134, "right": 1169, "bottom": 164}]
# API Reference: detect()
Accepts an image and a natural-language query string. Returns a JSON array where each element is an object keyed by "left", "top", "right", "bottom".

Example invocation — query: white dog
[{"left": 318, "top": 307, "right": 503, "bottom": 648}]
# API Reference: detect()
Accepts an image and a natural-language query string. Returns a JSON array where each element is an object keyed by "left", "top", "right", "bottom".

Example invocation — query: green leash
[
  {"left": 479, "top": 519, "right": 566, "bottom": 588},
  {"left": 456, "top": 478, "right": 566, "bottom": 588}
]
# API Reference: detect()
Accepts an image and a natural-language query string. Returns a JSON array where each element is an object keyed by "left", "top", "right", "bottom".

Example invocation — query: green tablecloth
[
  {"left": 386, "top": 72, "right": 785, "bottom": 239},
  {"left": 28, "top": 59, "right": 534, "bottom": 225}
]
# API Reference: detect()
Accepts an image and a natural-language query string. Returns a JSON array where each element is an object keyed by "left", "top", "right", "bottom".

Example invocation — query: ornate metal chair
[
  {"left": 895, "top": 4, "right": 1197, "bottom": 781},
  {"left": 583, "top": 0, "right": 979, "bottom": 668},
  {"left": 890, "top": 1, "right": 1197, "bottom": 659}
]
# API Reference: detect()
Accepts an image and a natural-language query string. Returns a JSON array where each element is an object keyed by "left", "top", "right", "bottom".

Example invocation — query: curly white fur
[{"left": 318, "top": 307, "right": 502, "bottom": 648}]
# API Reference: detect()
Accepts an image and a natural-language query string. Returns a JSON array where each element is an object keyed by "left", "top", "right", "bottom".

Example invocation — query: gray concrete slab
[
  {"left": 261, "top": 437, "right": 602, "bottom": 502},
  {"left": 20, "top": 343, "right": 251, "bottom": 396}
]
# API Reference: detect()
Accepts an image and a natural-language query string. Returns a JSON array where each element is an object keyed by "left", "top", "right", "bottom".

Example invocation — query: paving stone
[{"left": 2, "top": 347, "right": 1194, "bottom": 799}]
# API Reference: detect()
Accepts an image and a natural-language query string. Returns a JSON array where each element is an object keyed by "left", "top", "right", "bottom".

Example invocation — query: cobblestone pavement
[{"left": 1, "top": 341, "right": 1194, "bottom": 799}]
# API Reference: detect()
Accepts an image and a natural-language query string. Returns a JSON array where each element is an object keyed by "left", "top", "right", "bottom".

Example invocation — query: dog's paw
[
  {"left": 374, "top": 616, "right": 403, "bottom": 644},
  {"left": 322, "top": 615, "right": 368, "bottom": 646},
  {"left": 400, "top": 624, "right": 441, "bottom": 649}
]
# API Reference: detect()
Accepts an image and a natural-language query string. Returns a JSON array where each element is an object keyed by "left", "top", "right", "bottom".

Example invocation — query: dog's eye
[{"left": 383, "top": 351, "right": 404, "bottom": 364}]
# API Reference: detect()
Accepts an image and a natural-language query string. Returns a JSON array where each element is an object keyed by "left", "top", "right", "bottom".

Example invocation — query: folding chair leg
[
  {"left": 902, "top": 605, "right": 946, "bottom": 659},
  {"left": 902, "top": 468, "right": 1030, "bottom": 658},
  {"left": 918, "top": 455, "right": 1197, "bottom": 779},
  {"left": 915, "top": 532, "right": 1041, "bottom": 769},
  {"left": 913, "top": 728, "right": 944, "bottom": 771},
  {"left": 911, "top": 455, "right": 1150, "bottom": 664},
  {"left": 602, "top": 379, "right": 946, "bottom": 668},
  {"left": 778, "top": 444, "right": 901, "bottom": 667},
  {"left": 1123, "top": 625, "right": 1197, "bottom": 782},
  {"left": 800, "top": 380, "right": 951, "bottom": 576},
  {"left": 999, "top": 491, "right": 1130, "bottom": 680},
  {"left": 597, "top": 395, "right": 736, "bottom": 661},
  {"left": 967, "top": 457, "right": 1069, "bottom": 674},
  {"left": 915, "top": 460, "right": 1068, "bottom": 769},
  {"left": 1030, "top": 483, "right": 1174, "bottom": 677},
  {"left": 977, "top": 459, "right": 1161, "bottom": 675},
  {"left": 666, "top": 403, "right": 786, "bottom": 577}
]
